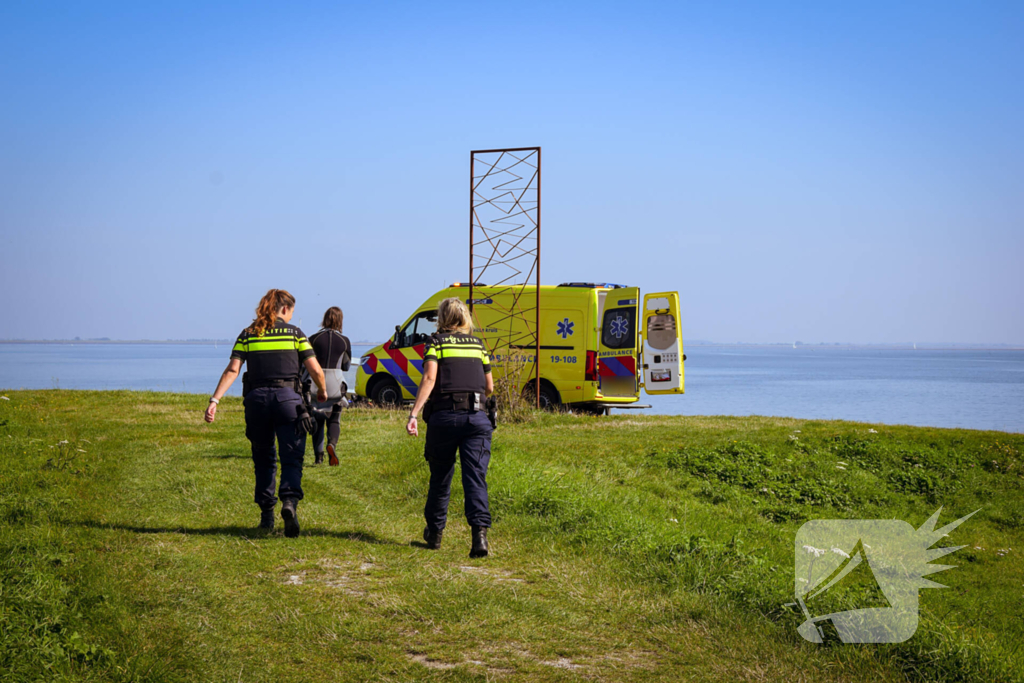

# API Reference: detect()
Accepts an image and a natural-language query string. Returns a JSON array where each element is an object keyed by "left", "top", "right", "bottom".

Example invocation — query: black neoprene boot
[
  {"left": 258, "top": 507, "right": 275, "bottom": 531},
  {"left": 470, "top": 526, "right": 489, "bottom": 558},
  {"left": 281, "top": 498, "right": 300, "bottom": 538},
  {"left": 328, "top": 404, "right": 342, "bottom": 466},
  {"left": 423, "top": 527, "right": 443, "bottom": 550},
  {"left": 314, "top": 451, "right": 324, "bottom": 465}
]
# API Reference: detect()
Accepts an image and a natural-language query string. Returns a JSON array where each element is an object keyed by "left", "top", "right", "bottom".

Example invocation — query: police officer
[
  {"left": 205, "top": 289, "right": 328, "bottom": 537},
  {"left": 406, "top": 297, "right": 494, "bottom": 558},
  {"left": 306, "top": 306, "right": 351, "bottom": 465}
]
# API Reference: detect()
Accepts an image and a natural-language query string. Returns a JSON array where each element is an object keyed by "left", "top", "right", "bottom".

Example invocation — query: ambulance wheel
[
  {"left": 523, "top": 381, "right": 561, "bottom": 410},
  {"left": 370, "top": 377, "right": 401, "bottom": 407}
]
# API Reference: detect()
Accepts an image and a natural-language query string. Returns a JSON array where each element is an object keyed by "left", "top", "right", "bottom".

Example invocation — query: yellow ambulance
[{"left": 355, "top": 282, "right": 684, "bottom": 412}]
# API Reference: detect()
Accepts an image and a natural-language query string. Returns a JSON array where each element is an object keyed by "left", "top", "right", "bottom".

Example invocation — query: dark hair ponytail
[{"left": 248, "top": 289, "right": 296, "bottom": 336}]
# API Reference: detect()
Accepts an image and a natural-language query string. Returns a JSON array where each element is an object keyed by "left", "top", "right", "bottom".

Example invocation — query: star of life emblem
[{"left": 610, "top": 315, "right": 629, "bottom": 339}]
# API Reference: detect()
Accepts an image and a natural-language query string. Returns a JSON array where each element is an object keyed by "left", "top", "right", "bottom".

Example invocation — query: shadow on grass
[
  {"left": 76, "top": 521, "right": 404, "bottom": 545},
  {"left": 207, "top": 453, "right": 345, "bottom": 464}
]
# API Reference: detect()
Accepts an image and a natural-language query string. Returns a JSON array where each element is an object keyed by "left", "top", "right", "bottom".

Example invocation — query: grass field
[{"left": 1, "top": 390, "right": 1022, "bottom": 682}]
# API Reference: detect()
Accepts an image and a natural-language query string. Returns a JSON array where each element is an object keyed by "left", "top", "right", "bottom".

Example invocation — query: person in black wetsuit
[
  {"left": 406, "top": 297, "right": 494, "bottom": 558},
  {"left": 205, "top": 289, "right": 327, "bottom": 537},
  {"left": 307, "top": 306, "right": 352, "bottom": 465}
]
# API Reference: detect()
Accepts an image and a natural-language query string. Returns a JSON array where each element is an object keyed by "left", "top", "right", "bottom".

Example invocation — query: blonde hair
[{"left": 437, "top": 297, "right": 474, "bottom": 334}]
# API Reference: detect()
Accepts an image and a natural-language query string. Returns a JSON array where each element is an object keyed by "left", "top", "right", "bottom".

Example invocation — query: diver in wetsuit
[{"left": 306, "top": 306, "right": 352, "bottom": 465}]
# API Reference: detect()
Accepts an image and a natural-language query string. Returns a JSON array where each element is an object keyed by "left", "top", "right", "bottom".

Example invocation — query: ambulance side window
[
  {"left": 601, "top": 308, "right": 636, "bottom": 349},
  {"left": 396, "top": 311, "right": 437, "bottom": 347}
]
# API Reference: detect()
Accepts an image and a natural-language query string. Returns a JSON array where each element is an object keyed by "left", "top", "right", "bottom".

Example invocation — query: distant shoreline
[
  {"left": 1, "top": 340, "right": 1021, "bottom": 351},
  {"left": 0, "top": 340, "right": 379, "bottom": 346}
]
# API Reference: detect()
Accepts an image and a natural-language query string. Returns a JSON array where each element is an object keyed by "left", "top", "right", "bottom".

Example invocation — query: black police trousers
[
  {"left": 423, "top": 409, "right": 493, "bottom": 531},
  {"left": 243, "top": 387, "right": 306, "bottom": 509}
]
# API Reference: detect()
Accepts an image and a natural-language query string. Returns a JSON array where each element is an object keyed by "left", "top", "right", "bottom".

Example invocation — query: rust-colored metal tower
[{"left": 469, "top": 147, "right": 541, "bottom": 407}]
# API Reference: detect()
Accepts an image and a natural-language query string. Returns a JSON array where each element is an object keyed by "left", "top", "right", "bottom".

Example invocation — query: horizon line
[{"left": 1, "top": 339, "right": 1022, "bottom": 350}]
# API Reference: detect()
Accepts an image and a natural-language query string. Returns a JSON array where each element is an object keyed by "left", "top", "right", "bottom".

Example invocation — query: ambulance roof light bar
[
  {"left": 449, "top": 282, "right": 487, "bottom": 287},
  {"left": 557, "top": 282, "right": 627, "bottom": 289}
]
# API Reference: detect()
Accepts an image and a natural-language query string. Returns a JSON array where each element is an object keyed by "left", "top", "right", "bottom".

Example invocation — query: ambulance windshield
[{"left": 397, "top": 311, "right": 438, "bottom": 347}]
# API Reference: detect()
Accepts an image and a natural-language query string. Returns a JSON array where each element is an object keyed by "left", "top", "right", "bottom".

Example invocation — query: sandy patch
[
  {"left": 407, "top": 652, "right": 457, "bottom": 670},
  {"left": 459, "top": 565, "right": 525, "bottom": 583},
  {"left": 278, "top": 558, "right": 371, "bottom": 596}
]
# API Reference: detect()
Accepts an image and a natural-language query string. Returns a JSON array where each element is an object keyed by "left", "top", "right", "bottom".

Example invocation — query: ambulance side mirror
[{"left": 393, "top": 325, "right": 404, "bottom": 347}]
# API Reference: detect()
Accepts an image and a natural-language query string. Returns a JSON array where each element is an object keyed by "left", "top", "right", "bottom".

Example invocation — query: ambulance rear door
[
  {"left": 640, "top": 291, "right": 684, "bottom": 394},
  {"left": 596, "top": 286, "right": 641, "bottom": 398}
]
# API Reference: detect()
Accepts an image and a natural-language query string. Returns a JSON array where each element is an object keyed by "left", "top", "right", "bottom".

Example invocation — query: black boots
[
  {"left": 314, "top": 451, "right": 324, "bottom": 465},
  {"left": 258, "top": 507, "right": 275, "bottom": 531},
  {"left": 470, "top": 526, "right": 489, "bottom": 558},
  {"left": 258, "top": 501, "right": 299, "bottom": 537},
  {"left": 281, "top": 498, "right": 300, "bottom": 538},
  {"left": 421, "top": 526, "right": 487, "bottom": 556},
  {"left": 423, "top": 527, "right": 443, "bottom": 550}
]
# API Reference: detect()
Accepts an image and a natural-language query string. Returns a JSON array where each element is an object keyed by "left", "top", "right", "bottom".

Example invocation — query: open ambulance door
[
  {"left": 596, "top": 286, "right": 641, "bottom": 398},
  {"left": 641, "top": 292, "right": 684, "bottom": 394}
]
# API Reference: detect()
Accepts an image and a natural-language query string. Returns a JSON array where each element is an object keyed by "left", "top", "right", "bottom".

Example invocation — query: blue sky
[{"left": 1, "top": 1, "right": 1021, "bottom": 344}]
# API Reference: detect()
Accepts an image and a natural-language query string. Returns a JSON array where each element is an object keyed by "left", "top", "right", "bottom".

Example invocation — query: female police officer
[
  {"left": 205, "top": 289, "right": 328, "bottom": 537},
  {"left": 406, "top": 297, "right": 494, "bottom": 558}
]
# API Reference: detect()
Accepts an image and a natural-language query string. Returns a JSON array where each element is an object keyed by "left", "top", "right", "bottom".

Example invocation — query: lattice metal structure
[{"left": 469, "top": 147, "right": 541, "bottom": 406}]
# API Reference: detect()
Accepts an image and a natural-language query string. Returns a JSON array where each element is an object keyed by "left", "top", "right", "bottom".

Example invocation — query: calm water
[{"left": 1, "top": 344, "right": 1021, "bottom": 433}]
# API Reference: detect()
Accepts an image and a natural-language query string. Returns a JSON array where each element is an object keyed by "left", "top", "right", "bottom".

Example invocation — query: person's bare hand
[
  {"left": 205, "top": 402, "right": 217, "bottom": 423},
  {"left": 317, "top": 387, "right": 328, "bottom": 403},
  {"left": 406, "top": 416, "right": 418, "bottom": 437}
]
